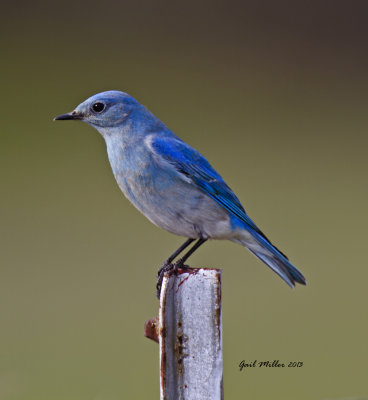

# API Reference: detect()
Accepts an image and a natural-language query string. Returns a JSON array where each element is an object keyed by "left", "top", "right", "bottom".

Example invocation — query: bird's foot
[
  {"left": 156, "top": 262, "right": 174, "bottom": 299},
  {"left": 173, "top": 258, "right": 191, "bottom": 272},
  {"left": 156, "top": 260, "right": 191, "bottom": 299}
]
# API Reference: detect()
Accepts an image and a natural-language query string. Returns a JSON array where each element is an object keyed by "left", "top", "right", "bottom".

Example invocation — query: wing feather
[{"left": 151, "top": 136, "right": 267, "bottom": 239}]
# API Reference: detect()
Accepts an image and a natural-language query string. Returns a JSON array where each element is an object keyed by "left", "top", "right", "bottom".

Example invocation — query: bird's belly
[{"left": 117, "top": 171, "right": 232, "bottom": 239}]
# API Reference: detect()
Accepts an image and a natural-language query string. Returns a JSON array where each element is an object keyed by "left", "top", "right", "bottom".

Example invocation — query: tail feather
[
  {"left": 249, "top": 249, "right": 306, "bottom": 288},
  {"left": 237, "top": 230, "right": 306, "bottom": 287}
]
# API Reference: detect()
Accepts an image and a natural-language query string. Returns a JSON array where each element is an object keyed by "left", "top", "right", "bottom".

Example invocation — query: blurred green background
[{"left": 1, "top": 0, "right": 368, "bottom": 398}]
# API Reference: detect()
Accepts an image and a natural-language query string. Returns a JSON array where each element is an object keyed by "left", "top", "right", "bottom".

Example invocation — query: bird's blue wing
[
  {"left": 151, "top": 135, "right": 266, "bottom": 237},
  {"left": 151, "top": 135, "right": 305, "bottom": 286}
]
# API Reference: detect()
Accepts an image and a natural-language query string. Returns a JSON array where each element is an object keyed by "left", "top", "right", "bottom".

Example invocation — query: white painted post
[{"left": 157, "top": 268, "right": 223, "bottom": 400}]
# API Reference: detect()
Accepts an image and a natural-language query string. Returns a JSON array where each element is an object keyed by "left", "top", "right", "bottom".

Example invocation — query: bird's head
[{"left": 54, "top": 90, "right": 140, "bottom": 129}]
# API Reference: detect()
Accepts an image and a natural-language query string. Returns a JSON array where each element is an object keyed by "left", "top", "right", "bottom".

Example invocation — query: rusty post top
[{"left": 159, "top": 267, "right": 223, "bottom": 400}]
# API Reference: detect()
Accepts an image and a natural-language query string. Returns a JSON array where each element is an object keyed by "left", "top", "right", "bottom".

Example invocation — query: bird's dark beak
[{"left": 54, "top": 111, "right": 83, "bottom": 121}]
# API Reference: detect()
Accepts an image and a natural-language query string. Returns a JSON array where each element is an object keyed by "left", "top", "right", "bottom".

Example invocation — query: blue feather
[{"left": 152, "top": 136, "right": 306, "bottom": 287}]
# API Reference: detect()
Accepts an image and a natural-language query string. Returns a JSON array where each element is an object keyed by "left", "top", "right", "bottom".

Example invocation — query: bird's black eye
[{"left": 92, "top": 102, "right": 105, "bottom": 113}]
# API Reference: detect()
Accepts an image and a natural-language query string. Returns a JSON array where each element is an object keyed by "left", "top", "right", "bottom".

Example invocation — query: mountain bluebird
[{"left": 55, "top": 90, "right": 306, "bottom": 290}]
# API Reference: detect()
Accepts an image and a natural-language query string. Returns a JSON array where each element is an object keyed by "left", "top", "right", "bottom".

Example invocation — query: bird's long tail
[{"left": 236, "top": 230, "right": 306, "bottom": 288}]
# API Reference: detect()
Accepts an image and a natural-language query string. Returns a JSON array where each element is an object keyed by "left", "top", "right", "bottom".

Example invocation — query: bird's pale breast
[{"left": 104, "top": 133, "right": 232, "bottom": 239}]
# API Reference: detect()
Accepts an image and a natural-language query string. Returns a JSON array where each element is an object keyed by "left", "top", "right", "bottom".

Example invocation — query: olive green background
[{"left": 1, "top": 1, "right": 368, "bottom": 399}]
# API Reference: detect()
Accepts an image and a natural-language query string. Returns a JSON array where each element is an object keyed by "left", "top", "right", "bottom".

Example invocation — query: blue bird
[{"left": 55, "top": 90, "right": 306, "bottom": 291}]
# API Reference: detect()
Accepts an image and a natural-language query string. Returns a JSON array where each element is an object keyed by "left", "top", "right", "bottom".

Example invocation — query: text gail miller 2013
[{"left": 239, "top": 360, "right": 303, "bottom": 371}]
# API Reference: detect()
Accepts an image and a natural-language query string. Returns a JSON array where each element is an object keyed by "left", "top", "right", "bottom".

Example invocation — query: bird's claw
[
  {"left": 157, "top": 262, "right": 173, "bottom": 277},
  {"left": 156, "top": 262, "right": 174, "bottom": 299},
  {"left": 173, "top": 258, "right": 191, "bottom": 272},
  {"left": 156, "top": 259, "right": 191, "bottom": 298}
]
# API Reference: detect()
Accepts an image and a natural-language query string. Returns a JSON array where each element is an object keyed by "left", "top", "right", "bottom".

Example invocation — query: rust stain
[
  {"left": 144, "top": 316, "right": 159, "bottom": 343},
  {"left": 176, "top": 267, "right": 201, "bottom": 292},
  {"left": 176, "top": 274, "right": 191, "bottom": 292},
  {"left": 177, "top": 266, "right": 200, "bottom": 275},
  {"left": 160, "top": 326, "right": 167, "bottom": 339},
  {"left": 160, "top": 346, "right": 167, "bottom": 399},
  {"left": 215, "top": 270, "right": 222, "bottom": 341},
  {"left": 174, "top": 320, "right": 189, "bottom": 375}
]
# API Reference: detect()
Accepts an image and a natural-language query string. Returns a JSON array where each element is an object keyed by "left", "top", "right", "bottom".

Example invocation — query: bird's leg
[
  {"left": 156, "top": 238, "right": 196, "bottom": 298},
  {"left": 157, "top": 238, "right": 195, "bottom": 277},
  {"left": 163, "top": 238, "right": 196, "bottom": 266},
  {"left": 174, "top": 237, "right": 208, "bottom": 269},
  {"left": 156, "top": 238, "right": 208, "bottom": 298}
]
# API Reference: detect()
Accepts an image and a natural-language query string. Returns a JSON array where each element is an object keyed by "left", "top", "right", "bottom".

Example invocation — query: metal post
[{"left": 145, "top": 267, "right": 223, "bottom": 400}]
